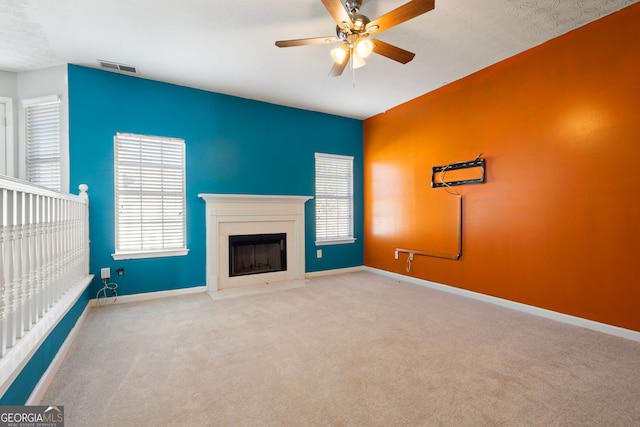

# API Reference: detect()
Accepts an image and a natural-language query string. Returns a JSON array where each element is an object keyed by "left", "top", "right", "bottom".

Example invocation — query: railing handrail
[{"left": 0, "top": 176, "right": 88, "bottom": 204}]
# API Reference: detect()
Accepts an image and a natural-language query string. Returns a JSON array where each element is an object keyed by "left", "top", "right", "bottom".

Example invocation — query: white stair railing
[{"left": 0, "top": 177, "right": 89, "bottom": 365}]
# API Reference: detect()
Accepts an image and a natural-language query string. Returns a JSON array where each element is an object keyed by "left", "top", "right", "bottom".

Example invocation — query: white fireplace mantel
[{"left": 199, "top": 194, "right": 313, "bottom": 291}]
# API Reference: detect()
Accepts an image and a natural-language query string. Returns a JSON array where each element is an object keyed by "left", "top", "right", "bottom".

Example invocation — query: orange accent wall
[{"left": 363, "top": 4, "right": 640, "bottom": 332}]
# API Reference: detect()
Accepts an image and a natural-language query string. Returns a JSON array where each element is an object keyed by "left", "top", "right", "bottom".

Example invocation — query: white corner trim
[
  {"left": 305, "top": 266, "right": 364, "bottom": 278},
  {"left": 27, "top": 302, "right": 91, "bottom": 405},
  {"left": 90, "top": 286, "right": 207, "bottom": 306},
  {"left": 364, "top": 266, "right": 640, "bottom": 343}
]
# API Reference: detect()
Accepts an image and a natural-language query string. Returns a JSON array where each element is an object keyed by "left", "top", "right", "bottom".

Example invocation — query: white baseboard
[
  {"left": 27, "top": 303, "right": 91, "bottom": 405},
  {"left": 90, "top": 285, "right": 207, "bottom": 306},
  {"left": 306, "top": 266, "right": 364, "bottom": 278},
  {"left": 365, "top": 266, "right": 640, "bottom": 343}
]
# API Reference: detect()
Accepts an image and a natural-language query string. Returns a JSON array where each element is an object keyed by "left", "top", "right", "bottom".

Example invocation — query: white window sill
[
  {"left": 315, "top": 238, "right": 357, "bottom": 246},
  {"left": 112, "top": 248, "right": 190, "bottom": 261}
]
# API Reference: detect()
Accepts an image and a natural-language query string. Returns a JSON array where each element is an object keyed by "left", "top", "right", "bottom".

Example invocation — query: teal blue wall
[
  {"left": 68, "top": 65, "right": 364, "bottom": 296},
  {"left": 0, "top": 289, "right": 91, "bottom": 405}
]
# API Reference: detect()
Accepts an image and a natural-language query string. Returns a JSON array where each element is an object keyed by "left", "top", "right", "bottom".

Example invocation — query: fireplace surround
[{"left": 199, "top": 194, "right": 313, "bottom": 291}]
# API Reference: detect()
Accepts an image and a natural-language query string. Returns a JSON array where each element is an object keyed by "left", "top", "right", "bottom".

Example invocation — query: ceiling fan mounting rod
[
  {"left": 345, "top": 0, "right": 362, "bottom": 14},
  {"left": 336, "top": 6, "right": 370, "bottom": 39}
]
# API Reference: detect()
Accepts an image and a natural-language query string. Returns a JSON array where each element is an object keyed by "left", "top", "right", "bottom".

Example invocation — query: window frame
[
  {"left": 112, "top": 132, "right": 189, "bottom": 261},
  {"left": 314, "top": 152, "right": 356, "bottom": 246}
]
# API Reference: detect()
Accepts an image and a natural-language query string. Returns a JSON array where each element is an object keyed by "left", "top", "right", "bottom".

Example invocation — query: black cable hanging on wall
[{"left": 396, "top": 156, "right": 485, "bottom": 271}]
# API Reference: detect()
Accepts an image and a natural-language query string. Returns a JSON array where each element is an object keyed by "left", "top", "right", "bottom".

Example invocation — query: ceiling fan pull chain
[{"left": 352, "top": 59, "right": 357, "bottom": 88}]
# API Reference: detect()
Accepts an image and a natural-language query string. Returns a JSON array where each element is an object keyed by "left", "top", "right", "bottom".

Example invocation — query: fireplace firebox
[{"left": 229, "top": 233, "right": 287, "bottom": 277}]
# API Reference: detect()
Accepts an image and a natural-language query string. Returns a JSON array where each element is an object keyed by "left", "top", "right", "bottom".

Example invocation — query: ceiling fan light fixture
[
  {"left": 356, "top": 39, "right": 373, "bottom": 58},
  {"left": 352, "top": 53, "right": 366, "bottom": 69},
  {"left": 330, "top": 44, "right": 349, "bottom": 64}
]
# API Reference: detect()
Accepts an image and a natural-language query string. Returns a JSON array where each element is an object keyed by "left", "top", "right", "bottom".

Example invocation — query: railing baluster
[
  {"left": 14, "top": 191, "right": 25, "bottom": 339},
  {"left": 60, "top": 200, "right": 68, "bottom": 295},
  {"left": 0, "top": 189, "right": 6, "bottom": 357},
  {"left": 4, "top": 189, "right": 16, "bottom": 349},
  {"left": 28, "top": 193, "right": 38, "bottom": 327},
  {"left": 35, "top": 194, "right": 45, "bottom": 320},
  {"left": 54, "top": 198, "right": 62, "bottom": 301},
  {"left": 39, "top": 196, "right": 47, "bottom": 316},
  {"left": 57, "top": 199, "right": 64, "bottom": 298},
  {"left": 63, "top": 199, "right": 71, "bottom": 293},
  {"left": 47, "top": 197, "right": 54, "bottom": 307},
  {"left": 44, "top": 196, "right": 52, "bottom": 312},
  {"left": 50, "top": 197, "right": 58, "bottom": 305},
  {"left": 0, "top": 179, "right": 89, "bottom": 366}
]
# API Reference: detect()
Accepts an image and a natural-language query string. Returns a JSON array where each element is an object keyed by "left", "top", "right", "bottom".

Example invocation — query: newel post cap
[{"left": 78, "top": 184, "right": 89, "bottom": 200}]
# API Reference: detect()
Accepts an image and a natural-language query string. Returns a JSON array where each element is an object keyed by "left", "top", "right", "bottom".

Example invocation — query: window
[
  {"left": 23, "top": 95, "right": 61, "bottom": 191},
  {"left": 315, "top": 152, "right": 356, "bottom": 245},
  {"left": 113, "top": 133, "right": 188, "bottom": 260}
]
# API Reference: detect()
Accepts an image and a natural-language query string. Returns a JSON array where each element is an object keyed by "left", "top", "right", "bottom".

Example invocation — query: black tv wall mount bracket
[{"left": 431, "top": 158, "right": 485, "bottom": 188}]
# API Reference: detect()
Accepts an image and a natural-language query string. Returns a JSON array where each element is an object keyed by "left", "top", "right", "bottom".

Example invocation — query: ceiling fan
[{"left": 275, "top": 0, "right": 435, "bottom": 77}]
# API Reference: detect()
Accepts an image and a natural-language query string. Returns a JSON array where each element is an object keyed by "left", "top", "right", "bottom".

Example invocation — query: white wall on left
[
  {"left": 0, "top": 71, "right": 18, "bottom": 177},
  {"left": 17, "top": 65, "right": 69, "bottom": 193},
  {"left": 0, "top": 65, "right": 69, "bottom": 192}
]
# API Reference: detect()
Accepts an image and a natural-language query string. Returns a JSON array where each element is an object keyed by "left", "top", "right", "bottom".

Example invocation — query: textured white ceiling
[{"left": 1, "top": 0, "right": 637, "bottom": 119}]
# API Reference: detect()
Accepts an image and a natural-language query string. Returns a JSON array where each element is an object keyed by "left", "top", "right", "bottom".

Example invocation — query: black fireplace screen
[{"left": 229, "top": 233, "right": 287, "bottom": 277}]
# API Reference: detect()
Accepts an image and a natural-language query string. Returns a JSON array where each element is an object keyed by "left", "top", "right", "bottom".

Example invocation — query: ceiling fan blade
[
  {"left": 366, "top": 0, "right": 435, "bottom": 34},
  {"left": 329, "top": 50, "right": 351, "bottom": 77},
  {"left": 276, "top": 36, "right": 339, "bottom": 48},
  {"left": 321, "top": 0, "right": 353, "bottom": 30},
  {"left": 371, "top": 39, "right": 415, "bottom": 64}
]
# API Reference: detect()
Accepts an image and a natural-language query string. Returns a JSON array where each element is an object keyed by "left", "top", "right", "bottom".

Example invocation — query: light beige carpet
[{"left": 40, "top": 271, "right": 640, "bottom": 426}]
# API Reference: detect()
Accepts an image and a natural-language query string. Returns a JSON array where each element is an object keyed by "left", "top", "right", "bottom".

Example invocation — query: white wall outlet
[
  {"left": 394, "top": 250, "right": 399, "bottom": 260},
  {"left": 317, "top": 249, "right": 322, "bottom": 258},
  {"left": 101, "top": 267, "right": 111, "bottom": 279}
]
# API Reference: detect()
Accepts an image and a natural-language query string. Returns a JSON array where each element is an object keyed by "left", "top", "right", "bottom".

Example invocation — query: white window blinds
[
  {"left": 113, "top": 133, "right": 187, "bottom": 259},
  {"left": 25, "top": 96, "right": 61, "bottom": 191},
  {"left": 315, "top": 152, "right": 356, "bottom": 245}
]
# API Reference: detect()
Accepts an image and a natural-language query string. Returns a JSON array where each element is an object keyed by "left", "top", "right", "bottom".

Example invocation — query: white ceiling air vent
[{"left": 98, "top": 60, "right": 138, "bottom": 74}]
